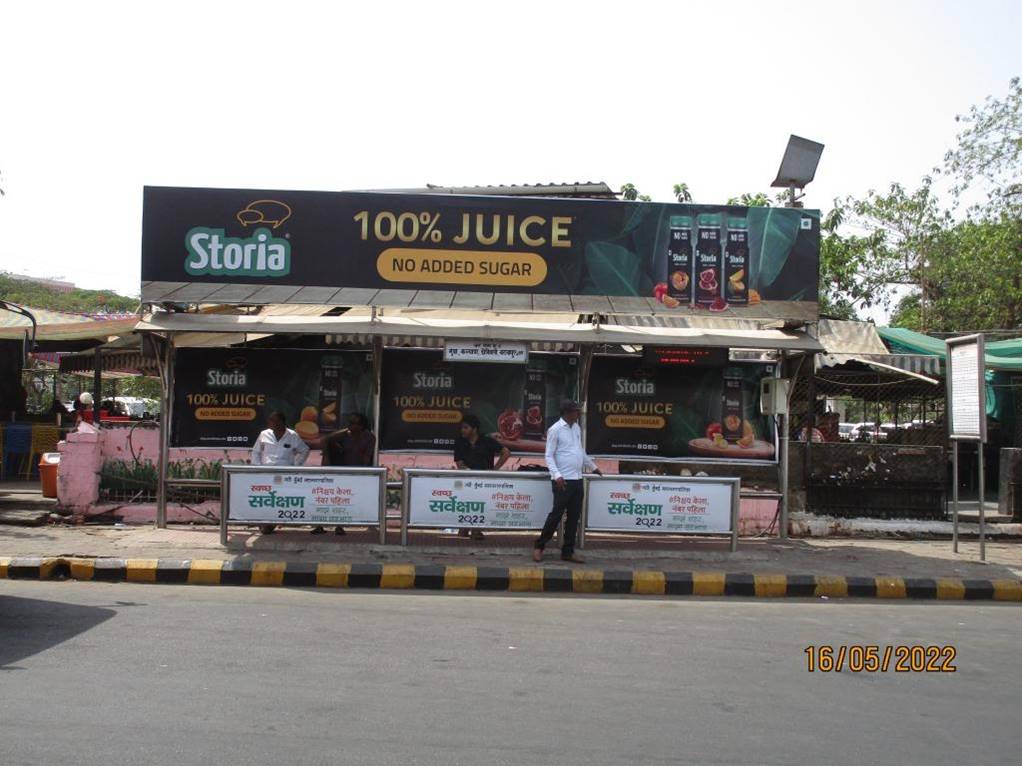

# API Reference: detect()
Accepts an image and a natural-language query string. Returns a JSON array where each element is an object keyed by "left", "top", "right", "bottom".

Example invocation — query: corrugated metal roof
[{"left": 358, "top": 182, "right": 618, "bottom": 199}]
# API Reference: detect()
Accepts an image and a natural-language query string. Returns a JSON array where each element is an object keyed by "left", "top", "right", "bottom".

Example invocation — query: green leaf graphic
[
  {"left": 585, "top": 241, "right": 651, "bottom": 297},
  {"left": 752, "top": 208, "right": 800, "bottom": 290}
]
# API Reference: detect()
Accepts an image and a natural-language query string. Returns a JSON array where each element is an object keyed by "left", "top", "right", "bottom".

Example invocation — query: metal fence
[{"left": 788, "top": 363, "right": 949, "bottom": 519}]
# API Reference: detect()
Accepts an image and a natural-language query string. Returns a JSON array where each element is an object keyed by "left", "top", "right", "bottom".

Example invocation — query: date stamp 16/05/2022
[{"left": 805, "top": 645, "right": 957, "bottom": 673}]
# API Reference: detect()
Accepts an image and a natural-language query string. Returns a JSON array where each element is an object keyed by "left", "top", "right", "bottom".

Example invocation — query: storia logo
[
  {"left": 184, "top": 200, "right": 293, "bottom": 277},
  {"left": 615, "top": 378, "right": 655, "bottom": 395},
  {"left": 185, "top": 227, "right": 291, "bottom": 277}
]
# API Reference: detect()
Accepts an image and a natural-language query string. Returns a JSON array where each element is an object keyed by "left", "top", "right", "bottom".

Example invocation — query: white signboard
[
  {"left": 228, "top": 469, "right": 384, "bottom": 525},
  {"left": 585, "top": 477, "right": 735, "bottom": 534},
  {"left": 408, "top": 472, "right": 553, "bottom": 529},
  {"left": 947, "top": 335, "right": 985, "bottom": 441},
  {"left": 443, "top": 341, "right": 528, "bottom": 364}
]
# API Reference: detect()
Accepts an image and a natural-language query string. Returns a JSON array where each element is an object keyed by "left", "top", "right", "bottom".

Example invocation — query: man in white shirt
[
  {"left": 534, "top": 400, "right": 601, "bottom": 563},
  {"left": 251, "top": 411, "right": 310, "bottom": 534}
]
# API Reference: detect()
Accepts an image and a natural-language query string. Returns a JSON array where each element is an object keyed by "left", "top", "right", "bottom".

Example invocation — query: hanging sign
[{"left": 444, "top": 341, "right": 528, "bottom": 364}]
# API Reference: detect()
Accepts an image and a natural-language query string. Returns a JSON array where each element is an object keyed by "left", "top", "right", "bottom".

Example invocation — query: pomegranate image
[
  {"left": 497, "top": 408, "right": 524, "bottom": 441},
  {"left": 526, "top": 405, "right": 543, "bottom": 426}
]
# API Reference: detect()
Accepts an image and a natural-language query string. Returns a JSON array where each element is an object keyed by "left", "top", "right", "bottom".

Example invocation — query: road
[{"left": 1, "top": 583, "right": 1019, "bottom": 766}]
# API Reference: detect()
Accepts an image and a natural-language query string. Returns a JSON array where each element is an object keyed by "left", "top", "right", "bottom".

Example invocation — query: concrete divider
[{"left": 2, "top": 555, "right": 1021, "bottom": 601}]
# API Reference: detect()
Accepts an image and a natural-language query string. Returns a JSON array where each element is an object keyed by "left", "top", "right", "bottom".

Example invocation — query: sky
[{"left": 1, "top": 0, "right": 1020, "bottom": 304}]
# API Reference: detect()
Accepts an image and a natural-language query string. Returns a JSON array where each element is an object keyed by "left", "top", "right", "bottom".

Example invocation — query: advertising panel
[
  {"left": 379, "top": 349, "right": 578, "bottom": 453},
  {"left": 586, "top": 354, "right": 776, "bottom": 461},
  {"left": 226, "top": 468, "right": 384, "bottom": 526},
  {"left": 585, "top": 476, "right": 735, "bottom": 534},
  {"left": 142, "top": 187, "right": 820, "bottom": 320},
  {"left": 172, "top": 348, "right": 372, "bottom": 448},
  {"left": 406, "top": 471, "right": 553, "bottom": 530}
]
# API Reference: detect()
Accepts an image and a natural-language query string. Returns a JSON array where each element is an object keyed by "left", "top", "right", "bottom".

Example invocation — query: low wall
[{"left": 56, "top": 424, "right": 777, "bottom": 534}]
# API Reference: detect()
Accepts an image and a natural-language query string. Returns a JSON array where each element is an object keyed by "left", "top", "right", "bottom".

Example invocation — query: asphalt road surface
[{"left": 2, "top": 582, "right": 1019, "bottom": 766}]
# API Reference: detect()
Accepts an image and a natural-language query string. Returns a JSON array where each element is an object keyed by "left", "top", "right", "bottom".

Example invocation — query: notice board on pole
[{"left": 946, "top": 334, "right": 986, "bottom": 442}]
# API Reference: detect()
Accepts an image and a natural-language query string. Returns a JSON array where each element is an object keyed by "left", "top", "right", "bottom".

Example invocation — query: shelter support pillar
[
  {"left": 156, "top": 335, "right": 175, "bottom": 529},
  {"left": 779, "top": 351, "right": 790, "bottom": 539},
  {"left": 92, "top": 347, "right": 102, "bottom": 425}
]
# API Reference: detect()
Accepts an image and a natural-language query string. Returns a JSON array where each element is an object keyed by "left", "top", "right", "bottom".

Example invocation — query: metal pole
[
  {"left": 369, "top": 339, "right": 382, "bottom": 543},
  {"left": 952, "top": 439, "right": 959, "bottom": 553},
  {"left": 378, "top": 470, "right": 387, "bottom": 545},
  {"left": 92, "top": 347, "right": 102, "bottom": 425},
  {"left": 156, "top": 335, "right": 175, "bottom": 529},
  {"left": 778, "top": 353, "right": 790, "bottom": 539},
  {"left": 220, "top": 467, "right": 229, "bottom": 546},
  {"left": 370, "top": 337, "right": 383, "bottom": 467},
  {"left": 578, "top": 475, "right": 588, "bottom": 550},
  {"left": 978, "top": 441, "right": 986, "bottom": 562},
  {"left": 730, "top": 479, "right": 740, "bottom": 552},
  {"left": 400, "top": 469, "right": 410, "bottom": 546}
]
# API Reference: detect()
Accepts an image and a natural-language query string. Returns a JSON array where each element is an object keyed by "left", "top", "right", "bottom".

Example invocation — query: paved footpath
[{"left": 2, "top": 524, "right": 1020, "bottom": 600}]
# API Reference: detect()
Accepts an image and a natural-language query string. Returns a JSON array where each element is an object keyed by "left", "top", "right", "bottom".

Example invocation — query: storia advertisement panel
[{"left": 141, "top": 186, "right": 820, "bottom": 320}]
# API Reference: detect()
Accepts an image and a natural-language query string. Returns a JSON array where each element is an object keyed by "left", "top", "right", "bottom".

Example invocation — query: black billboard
[
  {"left": 142, "top": 186, "right": 820, "bottom": 320},
  {"left": 171, "top": 348, "right": 372, "bottom": 448},
  {"left": 586, "top": 355, "right": 776, "bottom": 461},
  {"left": 378, "top": 349, "right": 578, "bottom": 453}
]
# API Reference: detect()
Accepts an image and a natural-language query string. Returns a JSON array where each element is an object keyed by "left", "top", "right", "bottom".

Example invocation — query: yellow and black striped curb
[{"left": 2, "top": 556, "right": 1021, "bottom": 600}]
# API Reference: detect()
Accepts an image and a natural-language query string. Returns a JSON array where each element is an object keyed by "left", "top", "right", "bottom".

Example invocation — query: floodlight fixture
[{"left": 771, "top": 135, "right": 824, "bottom": 207}]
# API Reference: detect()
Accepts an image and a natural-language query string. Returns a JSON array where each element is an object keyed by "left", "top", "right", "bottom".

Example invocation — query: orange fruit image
[
  {"left": 670, "top": 271, "right": 689, "bottom": 291},
  {"left": 300, "top": 406, "right": 318, "bottom": 423},
  {"left": 295, "top": 420, "right": 319, "bottom": 441}
]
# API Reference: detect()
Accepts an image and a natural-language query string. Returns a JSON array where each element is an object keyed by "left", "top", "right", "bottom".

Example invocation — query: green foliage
[
  {"left": 943, "top": 77, "right": 1022, "bottom": 212},
  {"left": 620, "top": 182, "right": 652, "bottom": 202},
  {"left": 726, "top": 192, "right": 774, "bottom": 207},
  {"left": 619, "top": 182, "right": 640, "bottom": 201},
  {"left": 889, "top": 215, "right": 1022, "bottom": 331},
  {"left": 117, "top": 376, "right": 162, "bottom": 400},
  {"left": 673, "top": 182, "right": 692, "bottom": 203},
  {"left": 0, "top": 274, "right": 136, "bottom": 314}
]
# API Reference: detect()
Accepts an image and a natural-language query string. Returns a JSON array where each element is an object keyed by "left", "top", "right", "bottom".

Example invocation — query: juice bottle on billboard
[
  {"left": 522, "top": 368, "right": 546, "bottom": 440},
  {"left": 721, "top": 366, "right": 744, "bottom": 442},
  {"left": 318, "top": 356, "right": 343, "bottom": 432},
  {"left": 724, "top": 216, "right": 749, "bottom": 305},
  {"left": 666, "top": 215, "right": 693, "bottom": 304},
  {"left": 694, "top": 213, "right": 723, "bottom": 308}
]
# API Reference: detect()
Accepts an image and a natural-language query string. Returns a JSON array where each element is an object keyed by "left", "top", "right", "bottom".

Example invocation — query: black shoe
[
  {"left": 260, "top": 524, "right": 276, "bottom": 535},
  {"left": 310, "top": 526, "right": 326, "bottom": 535},
  {"left": 334, "top": 527, "right": 346, "bottom": 536}
]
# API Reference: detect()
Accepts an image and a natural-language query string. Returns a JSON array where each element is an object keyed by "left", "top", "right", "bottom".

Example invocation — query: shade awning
[{"left": 136, "top": 309, "right": 823, "bottom": 351}]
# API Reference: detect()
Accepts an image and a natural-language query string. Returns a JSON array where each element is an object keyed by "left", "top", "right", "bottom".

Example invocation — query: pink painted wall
[{"left": 57, "top": 424, "right": 777, "bottom": 534}]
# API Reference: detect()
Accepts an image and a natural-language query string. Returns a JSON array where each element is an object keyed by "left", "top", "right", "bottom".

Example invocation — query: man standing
[
  {"left": 314, "top": 412, "right": 376, "bottom": 535},
  {"left": 251, "top": 411, "right": 310, "bottom": 534},
  {"left": 534, "top": 400, "right": 600, "bottom": 563},
  {"left": 453, "top": 414, "right": 510, "bottom": 540}
]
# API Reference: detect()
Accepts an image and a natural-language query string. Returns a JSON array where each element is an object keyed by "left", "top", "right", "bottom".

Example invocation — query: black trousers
[{"left": 535, "top": 479, "right": 583, "bottom": 556}]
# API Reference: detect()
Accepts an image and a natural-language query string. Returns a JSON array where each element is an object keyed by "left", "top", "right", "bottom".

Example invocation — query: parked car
[{"left": 838, "top": 422, "right": 857, "bottom": 440}]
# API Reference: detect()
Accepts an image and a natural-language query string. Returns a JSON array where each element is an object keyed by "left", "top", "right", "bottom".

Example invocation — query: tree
[
  {"left": 673, "top": 183, "right": 692, "bottom": 203},
  {"left": 944, "top": 77, "right": 1022, "bottom": 212},
  {"left": 620, "top": 183, "right": 649, "bottom": 201},
  {"left": 725, "top": 192, "right": 773, "bottom": 207},
  {"left": 889, "top": 216, "right": 1022, "bottom": 331},
  {"left": 821, "top": 179, "right": 951, "bottom": 327}
]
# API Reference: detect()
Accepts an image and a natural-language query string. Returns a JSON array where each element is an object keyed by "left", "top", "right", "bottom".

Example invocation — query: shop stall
[{"left": 134, "top": 184, "right": 824, "bottom": 542}]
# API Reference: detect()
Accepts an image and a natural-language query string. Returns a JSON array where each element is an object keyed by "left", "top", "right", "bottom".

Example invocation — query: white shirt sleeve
[
  {"left": 292, "top": 433, "right": 310, "bottom": 466},
  {"left": 545, "top": 422, "right": 563, "bottom": 480},
  {"left": 251, "top": 431, "right": 266, "bottom": 465}
]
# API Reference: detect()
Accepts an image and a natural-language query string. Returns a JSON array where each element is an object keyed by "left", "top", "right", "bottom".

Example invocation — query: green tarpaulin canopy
[{"left": 878, "top": 327, "right": 1022, "bottom": 372}]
